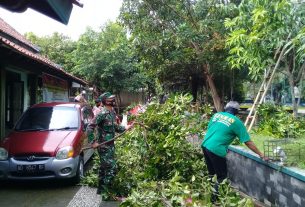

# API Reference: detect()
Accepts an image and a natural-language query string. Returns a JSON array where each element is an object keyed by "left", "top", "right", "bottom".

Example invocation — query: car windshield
[{"left": 15, "top": 106, "right": 79, "bottom": 131}]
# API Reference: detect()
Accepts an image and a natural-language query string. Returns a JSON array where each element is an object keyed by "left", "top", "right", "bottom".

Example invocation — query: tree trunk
[
  {"left": 116, "top": 92, "right": 122, "bottom": 114},
  {"left": 191, "top": 73, "right": 199, "bottom": 102},
  {"left": 287, "top": 72, "right": 297, "bottom": 117},
  {"left": 203, "top": 63, "right": 223, "bottom": 112},
  {"left": 286, "top": 54, "right": 298, "bottom": 117},
  {"left": 191, "top": 42, "right": 222, "bottom": 111}
]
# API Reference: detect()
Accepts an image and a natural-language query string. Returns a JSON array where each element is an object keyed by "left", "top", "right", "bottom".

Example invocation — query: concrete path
[{"left": 67, "top": 186, "right": 120, "bottom": 207}]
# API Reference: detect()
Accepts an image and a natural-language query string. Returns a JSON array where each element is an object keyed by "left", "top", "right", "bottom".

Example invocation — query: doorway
[{"left": 5, "top": 71, "right": 24, "bottom": 134}]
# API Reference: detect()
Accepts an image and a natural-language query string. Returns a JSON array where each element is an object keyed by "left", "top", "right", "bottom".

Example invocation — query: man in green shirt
[{"left": 201, "top": 101, "right": 268, "bottom": 203}]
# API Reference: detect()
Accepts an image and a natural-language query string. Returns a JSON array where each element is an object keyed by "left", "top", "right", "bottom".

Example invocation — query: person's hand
[
  {"left": 125, "top": 123, "right": 134, "bottom": 130},
  {"left": 91, "top": 141, "right": 99, "bottom": 149},
  {"left": 260, "top": 155, "right": 269, "bottom": 161}
]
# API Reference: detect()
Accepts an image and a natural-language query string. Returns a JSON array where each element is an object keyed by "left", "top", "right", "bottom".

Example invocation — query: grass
[{"left": 237, "top": 132, "right": 305, "bottom": 169}]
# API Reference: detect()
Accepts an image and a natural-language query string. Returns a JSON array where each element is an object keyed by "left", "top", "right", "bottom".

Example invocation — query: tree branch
[{"left": 295, "top": 60, "right": 305, "bottom": 84}]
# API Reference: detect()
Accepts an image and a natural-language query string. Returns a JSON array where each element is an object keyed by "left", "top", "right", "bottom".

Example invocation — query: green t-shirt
[{"left": 201, "top": 112, "right": 250, "bottom": 157}]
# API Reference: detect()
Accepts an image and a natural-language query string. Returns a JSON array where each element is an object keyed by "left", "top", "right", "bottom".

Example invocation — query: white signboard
[{"left": 42, "top": 88, "right": 69, "bottom": 102}]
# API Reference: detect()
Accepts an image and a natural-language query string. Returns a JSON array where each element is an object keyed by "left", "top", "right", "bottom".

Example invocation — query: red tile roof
[
  {"left": 0, "top": 18, "right": 37, "bottom": 51},
  {"left": 0, "top": 17, "right": 87, "bottom": 85}
]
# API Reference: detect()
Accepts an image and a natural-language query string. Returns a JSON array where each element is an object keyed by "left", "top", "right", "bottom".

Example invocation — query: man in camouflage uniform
[{"left": 87, "top": 92, "right": 131, "bottom": 200}]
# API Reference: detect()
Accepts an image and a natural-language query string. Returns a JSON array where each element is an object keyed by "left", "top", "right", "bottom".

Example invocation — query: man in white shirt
[
  {"left": 74, "top": 90, "right": 87, "bottom": 103},
  {"left": 294, "top": 86, "right": 300, "bottom": 106}
]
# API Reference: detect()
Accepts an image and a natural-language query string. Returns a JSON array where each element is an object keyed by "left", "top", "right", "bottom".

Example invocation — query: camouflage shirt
[{"left": 87, "top": 107, "right": 125, "bottom": 145}]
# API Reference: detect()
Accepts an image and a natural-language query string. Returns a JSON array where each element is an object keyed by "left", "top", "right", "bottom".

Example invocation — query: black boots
[
  {"left": 96, "top": 188, "right": 102, "bottom": 195},
  {"left": 96, "top": 181, "right": 103, "bottom": 195}
]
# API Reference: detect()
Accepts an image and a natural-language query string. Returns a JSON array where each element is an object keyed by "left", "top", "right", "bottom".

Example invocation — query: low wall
[{"left": 227, "top": 146, "right": 305, "bottom": 207}]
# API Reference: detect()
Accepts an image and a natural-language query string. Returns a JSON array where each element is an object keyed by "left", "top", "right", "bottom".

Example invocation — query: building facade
[{"left": 0, "top": 18, "right": 87, "bottom": 139}]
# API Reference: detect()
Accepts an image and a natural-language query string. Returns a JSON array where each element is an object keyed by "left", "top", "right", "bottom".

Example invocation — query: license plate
[{"left": 17, "top": 164, "right": 45, "bottom": 173}]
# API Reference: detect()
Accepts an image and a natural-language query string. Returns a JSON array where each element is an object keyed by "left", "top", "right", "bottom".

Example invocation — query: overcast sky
[{"left": 0, "top": 0, "right": 123, "bottom": 40}]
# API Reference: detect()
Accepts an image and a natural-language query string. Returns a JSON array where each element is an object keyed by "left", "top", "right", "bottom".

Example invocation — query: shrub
[
  {"left": 256, "top": 103, "right": 305, "bottom": 138},
  {"left": 83, "top": 94, "right": 252, "bottom": 206}
]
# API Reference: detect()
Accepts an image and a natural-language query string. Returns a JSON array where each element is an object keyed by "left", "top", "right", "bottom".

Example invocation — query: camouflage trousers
[{"left": 97, "top": 145, "right": 117, "bottom": 197}]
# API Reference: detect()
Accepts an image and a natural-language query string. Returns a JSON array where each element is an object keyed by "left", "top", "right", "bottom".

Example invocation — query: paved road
[
  {"left": 0, "top": 159, "right": 120, "bottom": 207},
  {"left": 0, "top": 180, "right": 120, "bottom": 207},
  {"left": 0, "top": 180, "right": 80, "bottom": 207}
]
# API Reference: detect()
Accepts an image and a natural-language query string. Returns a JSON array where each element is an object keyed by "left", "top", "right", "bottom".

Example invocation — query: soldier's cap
[
  {"left": 99, "top": 92, "right": 115, "bottom": 100},
  {"left": 224, "top": 101, "right": 240, "bottom": 110}
]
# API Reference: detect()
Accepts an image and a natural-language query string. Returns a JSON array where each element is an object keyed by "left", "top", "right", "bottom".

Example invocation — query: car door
[{"left": 81, "top": 106, "right": 94, "bottom": 163}]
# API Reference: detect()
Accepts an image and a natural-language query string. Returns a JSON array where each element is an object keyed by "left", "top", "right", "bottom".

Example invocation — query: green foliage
[
  {"left": 25, "top": 32, "right": 77, "bottom": 72},
  {"left": 182, "top": 103, "right": 213, "bottom": 138},
  {"left": 256, "top": 103, "right": 305, "bottom": 138},
  {"left": 114, "top": 94, "right": 206, "bottom": 189},
  {"left": 83, "top": 94, "right": 250, "bottom": 206},
  {"left": 25, "top": 28, "right": 147, "bottom": 95},
  {"left": 72, "top": 22, "right": 147, "bottom": 94},
  {"left": 226, "top": 0, "right": 305, "bottom": 79},
  {"left": 226, "top": 0, "right": 305, "bottom": 116},
  {"left": 120, "top": 176, "right": 252, "bottom": 207},
  {"left": 120, "top": 0, "right": 246, "bottom": 104},
  {"left": 225, "top": 0, "right": 291, "bottom": 77},
  {"left": 81, "top": 152, "right": 100, "bottom": 187}
]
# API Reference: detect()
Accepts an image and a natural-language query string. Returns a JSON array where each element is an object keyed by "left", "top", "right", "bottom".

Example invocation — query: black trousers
[
  {"left": 202, "top": 147, "right": 227, "bottom": 182},
  {"left": 203, "top": 147, "right": 227, "bottom": 202}
]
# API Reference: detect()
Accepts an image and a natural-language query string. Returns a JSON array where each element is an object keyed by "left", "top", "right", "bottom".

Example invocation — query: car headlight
[
  {"left": 55, "top": 146, "right": 74, "bottom": 160},
  {"left": 0, "top": 147, "right": 8, "bottom": 161}
]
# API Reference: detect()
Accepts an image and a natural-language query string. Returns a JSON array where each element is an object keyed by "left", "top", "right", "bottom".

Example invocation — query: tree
[
  {"left": 226, "top": 0, "right": 305, "bottom": 116},
  {"left": 25, "top": 32, "right": 76, "bottom": 72},
  {"left": 120, "top": 0, "right": 243, "bottom": 111},
  {"left": 71, "top": 22, "right": 146, "bottom": 107}
]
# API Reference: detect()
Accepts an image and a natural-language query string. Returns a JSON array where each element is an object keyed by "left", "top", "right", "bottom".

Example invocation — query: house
[{"left": 0, "top": 18, "right": 87, "bottom": 139}]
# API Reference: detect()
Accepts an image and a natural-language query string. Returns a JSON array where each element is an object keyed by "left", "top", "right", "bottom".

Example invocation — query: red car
[{"left": 0, "top": 102, "right": 94, "bottom": 183}]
